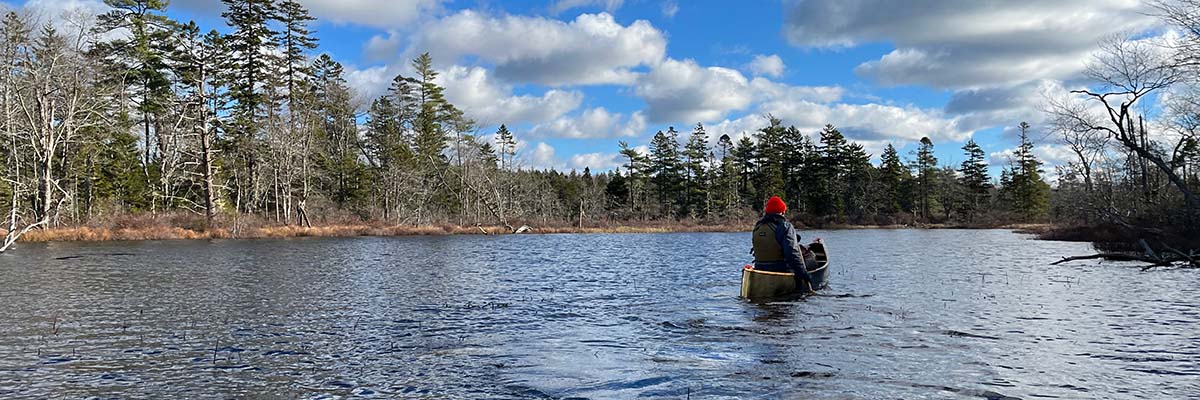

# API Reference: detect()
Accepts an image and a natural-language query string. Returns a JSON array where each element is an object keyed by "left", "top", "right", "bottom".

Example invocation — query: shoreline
[{"left": 2, "top": 222, "right": 1053, "bottom": 244}]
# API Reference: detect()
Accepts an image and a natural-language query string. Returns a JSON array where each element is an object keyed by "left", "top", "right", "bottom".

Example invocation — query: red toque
[{"left": 764, "top": 196, "right": 787, "bottom": 214}]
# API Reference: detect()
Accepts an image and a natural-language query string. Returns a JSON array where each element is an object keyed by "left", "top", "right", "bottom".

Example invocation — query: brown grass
[
  {"left": 4, "top": 219, "right": 752, "bottom": 244},
  {"left": 2, "top": 213, "right": 1061, "bottom": 245}
]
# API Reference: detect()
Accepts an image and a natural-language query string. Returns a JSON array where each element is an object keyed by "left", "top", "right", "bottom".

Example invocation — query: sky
[{"left": 2, "top": 0, "right": 1169, "bottom": 175}]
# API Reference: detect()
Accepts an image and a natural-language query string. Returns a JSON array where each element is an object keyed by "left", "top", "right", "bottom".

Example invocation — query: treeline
[
  {"left": 605, "top": 119, "right": 1052, "bottom": 227},
  {"left": 1, "top": 0, "right": 1197, "bottom": 250}
]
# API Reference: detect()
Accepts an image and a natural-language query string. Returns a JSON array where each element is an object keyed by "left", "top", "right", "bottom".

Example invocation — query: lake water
[{"left": 0, "top": 230, "right": 1197, "bottom": 399}]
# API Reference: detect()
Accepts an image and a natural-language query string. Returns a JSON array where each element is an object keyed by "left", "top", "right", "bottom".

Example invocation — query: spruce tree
[
  {"left": 94, "top": 0, "right": 176, "bottom": 182},
  {"left": 731, "top": 135, "right": 757, "bottom": 208},
  {"left": 754, "top": 117, "right": 786, "bottom": 206},
  {"left": 649, "top": 127, "right": 683, "bottom": 215},
  {"left": 220, "top": 0, "right": 278, "bottom": 212},
  {"left": 958, "top": 138, "right": 991, "bottom": 221},
  {"left": 913, "top": 137, "right": 938, "bottom": 222},
  {"left": 1011, "top": 122, "right": 1050, "bottom": 220},
  {"left": 816, "top": 124, "right": 849, "bottom": 216},
  {"left": 879, "top": 143, "right": 907, "bottom": 214},
  {"left": 683, "top": 123, "right": 710, "bottom": 217}
]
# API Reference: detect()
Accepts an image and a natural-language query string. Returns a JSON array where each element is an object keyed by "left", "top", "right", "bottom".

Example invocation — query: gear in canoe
[{"left": 741, "top": 196, "right": 831, "bottom": 300}]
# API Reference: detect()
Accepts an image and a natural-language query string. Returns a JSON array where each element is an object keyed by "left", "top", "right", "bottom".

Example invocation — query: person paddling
[{"left": 751, "top": 196, "right": 816, "bottom": 293}]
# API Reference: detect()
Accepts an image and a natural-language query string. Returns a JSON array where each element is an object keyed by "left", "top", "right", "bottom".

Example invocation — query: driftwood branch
[{"left": 1052, "top": 251, "right": 1199, "bottom": 270}]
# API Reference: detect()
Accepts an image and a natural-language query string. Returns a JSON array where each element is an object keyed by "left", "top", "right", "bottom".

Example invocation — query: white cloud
[
  {"left": 20, "top": 0, "right": 107, "bottom": 29},
  {"left": 704, "top": 97, "right": 972, "bottom": 156},
  {"left": 661, "top": 1, "right": 679, "bottom": 18},
  {"left": 363, "top": 30, "right": 404, "bottom": 62},
  {"left": 747, "top": 54, "right": 786, "bottom": 78},
  {"left": 706, "top": 114, "right": 772, "bottom": 146},
  {"left": 527, "top": 142, "right": 561, "bottom": 170},
  {"left": 531, "top": 108, "right": 646, "bottom": 139},
  {"left": 783, "top": 0, "right": 1158, "bottom": 88},
  {"left": 411, "top": 11, "right": 666, "bottom": 86},
  {"left": 439, "top": 65, "right": 583, "bottom": 125},
  {"left": 750, "top": 77, "right": 843, "bottom": 104},
  {"left": 635, "top": 58, "right": 754, "bottom": 123},
  {"left": 550, "top": 0, "right": 624, "bottom": 15},
  {"left": 569, "top": 152, "right": 624, "bottom": 171},
  {"left": 299, "top": 0, "right": 444, "bottom": 28}
]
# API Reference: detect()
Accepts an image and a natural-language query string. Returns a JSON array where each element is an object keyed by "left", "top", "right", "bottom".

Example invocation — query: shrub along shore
[{"left": 1, "top": 212, "right": 1055, "bottom": 244}]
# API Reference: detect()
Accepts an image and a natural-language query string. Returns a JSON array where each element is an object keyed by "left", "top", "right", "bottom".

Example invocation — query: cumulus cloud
[
  {"left": 635, "top": 58, "right": 754, "bottom": 123},
  {"left": 439, "top": 65, "right": 583, "bottom": 125},
  {"left": 783, "top": 0, "right": 1157, "bottom": 88},
  {"left": 751, "top": 77, "right": 843, "bottom": 104},
  {"left": 299, "top": 0, "right": 444, "bottom": 28},
  {"left": 341, "top": 63, "right": 583, "bottom": 124},
  {"left": 363, "top": 31, "right": 405, "bottom": 62},
  {"left": 550, "top": 0, "right": 624, "bottom": 15},
  {"left": 531, "top": 108, "right": 646, "bottom": 139},
  {"left": 569, "top": 152, "right": 624, "bottom": 171},
  {"left": 747, "top": 54, "right": 786, "bottom": 78},
  {"left": 633, "top": 57, "right": 844, "bottom": 124},
  {"left": 526, "top": 142, "right": 561, "bottom": 170},
  {"left": 705, "top": 97, "right": 972, "bottom": 156},
  {"left": 411, "top": 11, "right": 666, "bottom": 86}
]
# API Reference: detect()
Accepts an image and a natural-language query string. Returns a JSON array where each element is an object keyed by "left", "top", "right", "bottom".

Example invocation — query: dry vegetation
[{"left": 0, "top": 213, "right": 756, "bottom": 243}]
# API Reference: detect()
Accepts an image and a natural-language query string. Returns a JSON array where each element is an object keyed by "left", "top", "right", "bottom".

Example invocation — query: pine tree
[
  {"left": 731, "top": 135, "right": 757, "bottom": 208},
  {"left": 754, "top": 117, "right": 786, "bottom": 206},
  {"left": 495, "top": 124, "right": 516, "bottom": 171},
  {"left": 618, "top": 140, "right": 648, "bottom": 215},
  {"left": 220, "top": 0, "right": 278, "bottom": 212},
  {"left": 815, "top": 124, "right": 849, "bottom": 216},
  {"left": 958, "top": 138, "right": 991, "bottom": 221},
  {"left": 311, "top": 55, "right": 366, "bottom": 209},
  {"left": 878, "top": 143, "right": 908, "bottom": 214},
  {"left": 649, "top": 127, "right": 683, "bottom": 216},
  {"left": 275, "top": 0, "right": 317, "bottom": 99},
  {"left": 683, "top": 123, "right": 710, "bottom": 217},
  {"left": 1011, "top": 122, "right": 1050, "bottom": 220},
  {"left": 842, "top": 142, "right": 874, "bottom": 219},
  {"left": 913, "top": 137, "right": 938, "bottom": 222},
  {"left": 94, "top": 0, "right": 176, "bottom": 185}
]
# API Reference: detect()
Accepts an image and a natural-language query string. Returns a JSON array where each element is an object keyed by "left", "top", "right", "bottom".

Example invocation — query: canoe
[{"left": 740, "top": 241, "right": 830, "bottom": 300}]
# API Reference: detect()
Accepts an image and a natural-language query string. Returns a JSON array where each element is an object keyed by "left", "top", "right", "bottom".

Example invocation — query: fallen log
[{"left": 1050, "top": 253, "right": 1174, "bottom": 266}]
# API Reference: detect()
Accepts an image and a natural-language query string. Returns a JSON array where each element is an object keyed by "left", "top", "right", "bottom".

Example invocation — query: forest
[{"left": 0, "top": 0, "right": 1198, "bottom": 252}]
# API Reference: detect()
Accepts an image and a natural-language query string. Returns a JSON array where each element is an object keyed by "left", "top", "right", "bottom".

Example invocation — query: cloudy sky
[{"left": 4, "top": 0, "right": 1166, "bottom": 174}]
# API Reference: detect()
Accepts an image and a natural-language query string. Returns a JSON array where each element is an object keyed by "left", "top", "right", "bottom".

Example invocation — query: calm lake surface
[{"left": 0, "top": 230, "right": 1197, "bottom": 399}]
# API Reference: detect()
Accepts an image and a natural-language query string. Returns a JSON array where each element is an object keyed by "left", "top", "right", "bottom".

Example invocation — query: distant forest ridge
[{"left": 1, "top": 0, "right": 1198, "bottom": 250}]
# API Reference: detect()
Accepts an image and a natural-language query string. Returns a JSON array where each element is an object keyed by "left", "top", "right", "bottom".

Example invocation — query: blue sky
[{"left": 6, "top": 0, "right": 1166, "bottom": 176}]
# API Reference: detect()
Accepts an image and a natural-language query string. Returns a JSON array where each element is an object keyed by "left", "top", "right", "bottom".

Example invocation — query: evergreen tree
[
  {"left": 1010, "top": 122, "right": 1050, "bottom": 220},
  {"left": 754, "top": 117, "right": 786, "bottom": 206},
  {"left": 495, "top": 124, "right": 516, "bottom": 171},
  {"left": 878, "top": 143, "right": 908, "bottom": 214},
  {"left": 913, "top": 137, "right": 938, "bottom": 222},
  {"left": 842, "top": 142, "right": 874, "bottom": 219},
  {"left": 814, "top": 124, "right": 849, "bottom": 216},
  {"left": 311, "top": 55, "right": 366, "bottom": 209},
  {"left": 958, "top": 138, "right": 991, "bottom": 221},
  {"left": 275, "top": 0, "right": 317, "bottom": 98},
  {"left": 683, "top": 123, "right": 710, "bottom": 217},
  {"left": 731, "top": 135, "right": 757, "bottom": 208},
  {"left": 220, "top": 0, "right": 278, "bottom": 212},
  {"left": 94, "top": 0, "right": 176, "bottom": 182},
  {"left": 648, "top": 127, "right": 683, "bottom": 216},
  {"left": 618, "top": 140, "right": 648, "bottom": 215}
]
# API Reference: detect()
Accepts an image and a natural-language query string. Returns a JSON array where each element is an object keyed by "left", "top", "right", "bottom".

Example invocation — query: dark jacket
[{"left": 751, "top": 213, "right": 812, "bottom": 285}]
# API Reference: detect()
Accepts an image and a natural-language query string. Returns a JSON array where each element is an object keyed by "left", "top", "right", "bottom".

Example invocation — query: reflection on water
[{"left": 0, "top": 230, "right": 1198, "bottom": 398}]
